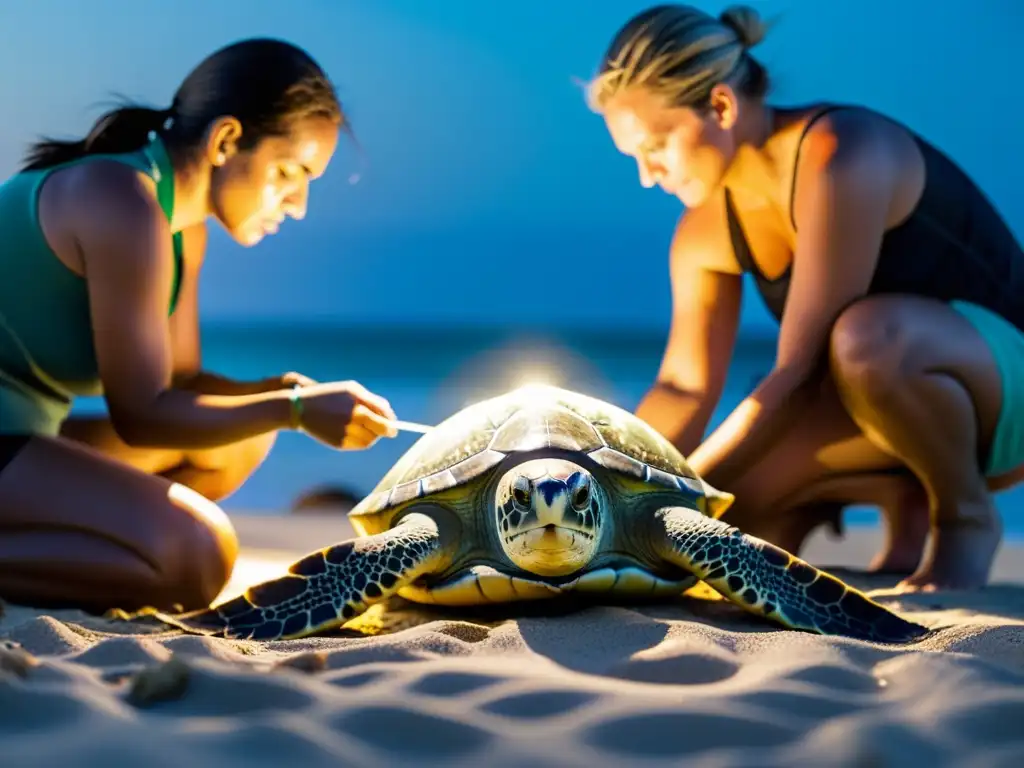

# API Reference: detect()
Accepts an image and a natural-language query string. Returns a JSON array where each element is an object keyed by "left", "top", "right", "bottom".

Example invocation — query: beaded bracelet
[{"left": 289, "top": 383, "right": 304, "bottom": 430}]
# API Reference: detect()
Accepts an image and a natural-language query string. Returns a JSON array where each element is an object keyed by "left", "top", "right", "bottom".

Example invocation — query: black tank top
[{"left": 726, "top": 104, "right": 1024, "bottom": 331}]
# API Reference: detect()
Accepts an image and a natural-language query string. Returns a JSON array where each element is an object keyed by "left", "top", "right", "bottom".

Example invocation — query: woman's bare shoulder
[{"left": 49, "top": 160, "right": 168, "bottom": 263}]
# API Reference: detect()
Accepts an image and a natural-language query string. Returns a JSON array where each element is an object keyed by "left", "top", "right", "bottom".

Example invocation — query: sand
[{"left": 3, "top": 514, "right": 1024, "bottom": 768}]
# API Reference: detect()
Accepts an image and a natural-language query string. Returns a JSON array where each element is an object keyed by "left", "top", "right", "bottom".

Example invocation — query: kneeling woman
[
  {"left": 0, "top": 39, "right": 399, "bottom": 614},
  {"left": 588, "top": 5, "right": 1024, "bottom": 591}
]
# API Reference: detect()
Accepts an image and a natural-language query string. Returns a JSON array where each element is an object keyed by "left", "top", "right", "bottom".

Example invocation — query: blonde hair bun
[{"left": 719, "top": 5, "right": 767, "bottom": 49}]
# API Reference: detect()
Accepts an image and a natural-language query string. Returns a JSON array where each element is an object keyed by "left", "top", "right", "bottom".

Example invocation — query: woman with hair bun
[{"left": 589, "top": 5, "right": 1024, "bottom": 592}]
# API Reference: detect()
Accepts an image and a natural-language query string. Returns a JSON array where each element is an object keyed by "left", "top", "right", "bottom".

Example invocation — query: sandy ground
[{"left": 2, "top": 514, "right": 1023, "bottom": 768}]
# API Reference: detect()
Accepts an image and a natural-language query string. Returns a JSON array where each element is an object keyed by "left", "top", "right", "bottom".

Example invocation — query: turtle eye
[
  {"left": 572, "top": 485, "right": 590, "bottom": 508},
  {"left": 512, "top": 485, "right": 531, "bottom": 507}
]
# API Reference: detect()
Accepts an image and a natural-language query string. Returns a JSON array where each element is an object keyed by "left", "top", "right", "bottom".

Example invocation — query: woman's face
[
  {"left": 209, "top": 115, "right": 340, "bottom": 247},
  {"left": 602, "top": 86, "right": 737, "bottom": 208}
]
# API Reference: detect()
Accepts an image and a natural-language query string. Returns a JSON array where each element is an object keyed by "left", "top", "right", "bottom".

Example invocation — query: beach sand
[{"left": 2, "top": 513, "right": 1024, "bottom": 767}]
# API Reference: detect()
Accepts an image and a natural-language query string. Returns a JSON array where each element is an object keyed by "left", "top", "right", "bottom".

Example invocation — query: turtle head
[{"left": 494, "top": 458, "right": 603, "bottom": 577}]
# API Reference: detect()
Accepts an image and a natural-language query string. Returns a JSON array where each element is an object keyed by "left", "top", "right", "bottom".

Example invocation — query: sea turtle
[{"left": 111, "top": 384, "right": 929, "bottom": 644}]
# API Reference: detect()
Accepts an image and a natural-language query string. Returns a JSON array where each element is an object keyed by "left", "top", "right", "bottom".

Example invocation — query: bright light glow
[
  {"left": 510, "top": 367, "right": 562, "bottom": 390},
  {"left": 431, "top": 337, "right": 615, "bottom": 417}
]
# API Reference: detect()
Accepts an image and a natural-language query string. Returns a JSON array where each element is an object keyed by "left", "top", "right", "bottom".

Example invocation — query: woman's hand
[{"left": 295, "top": 380, "right": 398, "bottom": 450}]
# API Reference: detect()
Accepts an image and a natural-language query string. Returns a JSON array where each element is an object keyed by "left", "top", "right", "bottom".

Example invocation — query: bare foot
[
  {"left": 868, "top": 484, "right": 930, "bottom": 575},
  {"left": 895, "top": 497, "right": 1002, "bottom": 592}
]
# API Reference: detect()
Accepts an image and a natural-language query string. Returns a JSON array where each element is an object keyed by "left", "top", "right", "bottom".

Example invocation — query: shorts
[
  {"left": 0, "top": 374, "right": 70, "bottom": 437},
  {"left": 0, "top": 369, "right": 69, "bottom": 477},
  {"left": 951, "top": 300, "right": 1024, "bottom": 477}
]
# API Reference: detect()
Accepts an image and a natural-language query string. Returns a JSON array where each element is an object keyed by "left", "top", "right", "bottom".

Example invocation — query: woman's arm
[
  {"left": 688, "top": 111, "right": 899, "bottom": 486},
  {"left": 173, "top": 371, "right": 312, "bottom": 396},
  {"left": 636, "top": 206, "right": 744, "bottom": 456},
  {"left": 72, "top": 162, "right": 295, "bottom": 449}
]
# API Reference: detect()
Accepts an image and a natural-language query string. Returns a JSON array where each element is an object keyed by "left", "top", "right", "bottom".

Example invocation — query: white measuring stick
[{"left": 391, "top": 419, "right": 435, "bottom": 434}]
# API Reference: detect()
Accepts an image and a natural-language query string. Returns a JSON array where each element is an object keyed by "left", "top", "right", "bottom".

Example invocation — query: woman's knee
[
  {"left": 829, "top": 296, "right": 919, "bottom": 404},
  {"left": 158, "top": 483, "right": 239, "bottom": 608},
  {"left": 0, "top": 437, "right": 238, "bottom": 612},
  {"left": 179, "top": 431, "right": 278, "bottom": 500},
  {"left": 241, "top": 430, "right": 278, "bottom": 471},
  {"left": 188, "top": 430, "right": 278, "bottom": 475}
]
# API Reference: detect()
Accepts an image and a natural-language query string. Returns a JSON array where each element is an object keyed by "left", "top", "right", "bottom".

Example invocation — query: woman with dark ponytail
[
  {"left": 21, "top": 104, "right": 176, "bottom": 171},
  {"left": 0, "top": 39, "right": 401, "bottom": 613}
]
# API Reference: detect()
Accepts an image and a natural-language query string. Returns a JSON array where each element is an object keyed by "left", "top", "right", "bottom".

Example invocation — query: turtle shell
[{"left": 352, "top": 384, "right": 705, "bottom": 518}]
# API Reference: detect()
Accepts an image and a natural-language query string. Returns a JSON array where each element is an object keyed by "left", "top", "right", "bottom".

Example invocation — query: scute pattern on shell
[{"left": 354, "top": 385, "right": 700, "bottom": 516}]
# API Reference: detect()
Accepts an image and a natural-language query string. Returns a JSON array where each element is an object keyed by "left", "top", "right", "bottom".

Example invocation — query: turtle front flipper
[
  {"left": 107, "top": 512, "right": 450, "bottom": 641},
  {"left": 650, "top": 506, "right": 929, "bottom": 643}
]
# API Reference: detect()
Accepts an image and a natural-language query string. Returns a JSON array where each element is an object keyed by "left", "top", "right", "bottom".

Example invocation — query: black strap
[
  {"left": 787, "top": 104, "right": 853, "bottom": 230},
  {"left": 724, "top": 189, "right": 759, "bottom": 277}
]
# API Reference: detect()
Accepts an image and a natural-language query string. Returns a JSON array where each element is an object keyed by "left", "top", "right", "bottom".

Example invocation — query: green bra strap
[
  {"left": 140, "top": 135, "right": 184, "bottom": 316},
  {"left": 170, "top": 230, "right": 183, "bottom": 315}
]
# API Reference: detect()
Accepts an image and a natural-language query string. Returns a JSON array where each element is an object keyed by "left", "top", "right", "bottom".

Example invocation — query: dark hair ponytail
[
  {"left": 21, "top": 101, "right": 171, "bottom": 172},
  {"left": 21, "top": 38, "right": 343, "bottom": 175}
]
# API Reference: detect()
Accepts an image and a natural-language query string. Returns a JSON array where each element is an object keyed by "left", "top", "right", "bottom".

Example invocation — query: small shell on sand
[
  {"left": 273, "top": 650, "right": 329, "bottom": 673},
  {"left": 125, "top": 655, "right": 191, "bottom": 707}
]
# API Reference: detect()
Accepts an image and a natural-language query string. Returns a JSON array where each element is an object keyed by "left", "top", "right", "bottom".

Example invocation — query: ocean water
[{"left": 73, "top": 322, "right": 1024, "bottom": 539}]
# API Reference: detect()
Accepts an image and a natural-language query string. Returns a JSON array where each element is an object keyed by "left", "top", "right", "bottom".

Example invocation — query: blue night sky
[{"left": 0, "top": 0, "right": 1019, "bottom": 335}]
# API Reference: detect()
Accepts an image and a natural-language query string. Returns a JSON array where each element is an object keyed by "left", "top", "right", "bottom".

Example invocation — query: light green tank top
[{"left": 0, "top": 135, "right": 183, "bottom": 434}]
